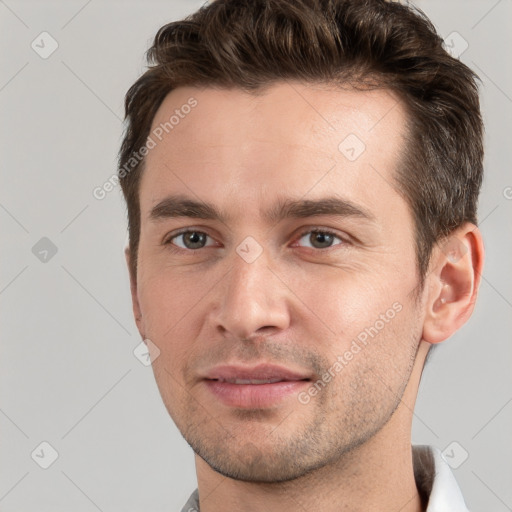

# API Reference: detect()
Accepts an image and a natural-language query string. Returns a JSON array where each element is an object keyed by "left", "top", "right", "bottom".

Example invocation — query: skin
[{"left": 126, "top": 82, "right": 484, "bottom": 512}]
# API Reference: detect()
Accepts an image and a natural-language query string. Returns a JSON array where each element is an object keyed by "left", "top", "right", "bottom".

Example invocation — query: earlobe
[
  {"left": 422, "top": 224, "right": 484, "bottom": 344},
  {"left": 125, "top": 247, "right": 145, "bottom": 338}
]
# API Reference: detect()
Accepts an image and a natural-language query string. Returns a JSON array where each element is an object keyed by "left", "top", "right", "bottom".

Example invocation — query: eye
[
  {"left": 296, "top": 229, "right": 344, "bottom": 249},
  {"left": 166, "top": 230, "right": 216, "bottom": 250}
]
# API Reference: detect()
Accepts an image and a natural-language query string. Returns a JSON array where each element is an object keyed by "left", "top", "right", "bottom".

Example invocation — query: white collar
[{"left": 413, "top": 445, "right": 469, "bottom": 511}]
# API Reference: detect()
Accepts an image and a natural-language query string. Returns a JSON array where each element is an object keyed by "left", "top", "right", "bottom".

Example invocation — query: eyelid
[
  {"left": 162, "top": 226, "right": 351, "bottom": 251},
  {"left": 291, "top": 226, "right": 350, "bottom": 248},
  {"left": 163, "top": 227, "right": 219, "bottom": 249}
]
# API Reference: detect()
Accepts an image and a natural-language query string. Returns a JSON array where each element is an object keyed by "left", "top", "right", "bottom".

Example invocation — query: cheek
[
  {"left": 287, "top": 264, "right": 408, "bottom": 329},
  {"left": 137, "top": 269, "right": 207, "bottom": 364},
  {"left": 325, "top": 298, "right": 420, "bottom": 408},
  {"left": 139, "top": 264, "right": 202, "bottom": 322},
  {"left": 288, "top": 265, "right": 421, "bottom": 377}
]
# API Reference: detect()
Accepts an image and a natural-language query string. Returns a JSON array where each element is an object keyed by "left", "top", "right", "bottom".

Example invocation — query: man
[{"left": 119, "top": 0, "right": 484, "bottom": 510}]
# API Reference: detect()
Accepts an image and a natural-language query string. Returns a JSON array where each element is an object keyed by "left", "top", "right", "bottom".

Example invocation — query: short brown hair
[{"left": 119, "top": 0, "right": 483, "bottom": 284}]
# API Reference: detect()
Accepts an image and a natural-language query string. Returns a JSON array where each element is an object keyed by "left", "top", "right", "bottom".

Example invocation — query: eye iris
[
  {"left": 310, "top": 231, "right": 334, "bottom": 249},
  {"left": 184, "top": 232, "right": 206, "bottom": 249}
]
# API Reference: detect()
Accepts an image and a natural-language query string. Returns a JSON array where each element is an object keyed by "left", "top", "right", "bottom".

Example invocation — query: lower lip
[{"left": 204, "top": 380, "right": 310, "bottom": 409}]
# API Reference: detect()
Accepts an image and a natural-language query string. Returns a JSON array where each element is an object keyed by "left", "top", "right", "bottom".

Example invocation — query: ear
[
  {"left": 125, "top": 247, "right": 145, "bottom": 339},
  {"left": 422, "top": 223, "right": 484, "bottom": 344}
]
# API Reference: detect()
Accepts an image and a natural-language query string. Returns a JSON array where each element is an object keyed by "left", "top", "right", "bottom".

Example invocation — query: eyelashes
[
  {"left": 164, "top": 227, "right": 348, "bottom": 253},
  {"left": 165, "top": 230, "right": 217, "bottom": 250},
  {"left": 294, "top": 228, "right": 345, "bottom": 250}
]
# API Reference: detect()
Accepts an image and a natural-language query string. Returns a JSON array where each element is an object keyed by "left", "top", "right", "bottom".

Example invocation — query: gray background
[{"left": 0, "top": 0, "right": 510, "bottom": 510}]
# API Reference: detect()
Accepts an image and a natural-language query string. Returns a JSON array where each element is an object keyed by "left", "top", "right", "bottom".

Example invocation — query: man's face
[{"left": 130, "top": 82, "right": 426, "bottom": 482}]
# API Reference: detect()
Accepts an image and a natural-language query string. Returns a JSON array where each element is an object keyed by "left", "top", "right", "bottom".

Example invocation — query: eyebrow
[{"left": 149, "top": 194, "right": 375, "bottom": 224}]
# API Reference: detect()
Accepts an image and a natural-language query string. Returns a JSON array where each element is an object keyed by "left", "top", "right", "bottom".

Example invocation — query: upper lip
[{"left": 202, "top": 364, "right": 312, "bottom": 382}]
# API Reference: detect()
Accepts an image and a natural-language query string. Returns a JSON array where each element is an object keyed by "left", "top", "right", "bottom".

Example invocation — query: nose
[{"left": 211, "top": 249, "right": 291, "bottom": 340}]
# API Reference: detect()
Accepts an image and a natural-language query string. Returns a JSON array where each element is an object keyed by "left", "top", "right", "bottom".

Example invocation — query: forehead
[{"left": 140, "top": 82, "right": 408, "bottom": 223}]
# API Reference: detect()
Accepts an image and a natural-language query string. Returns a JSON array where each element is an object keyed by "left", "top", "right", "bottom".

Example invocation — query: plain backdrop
[{"left": 1, "top": 1, "right": 511, "bottom": 511}]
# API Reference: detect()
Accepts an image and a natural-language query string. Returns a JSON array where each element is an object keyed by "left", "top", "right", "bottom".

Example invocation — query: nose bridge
[
  {"left": 231, "top": 247, "right": 268, "bottom": 303},
  {"left": 213, "top": 244, "right": 289, "bottom": 338}
]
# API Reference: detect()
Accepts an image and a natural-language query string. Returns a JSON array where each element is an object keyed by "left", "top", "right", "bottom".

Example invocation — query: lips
[
  {"left": 202, "top": 363, "right": 312, "bottom": 383},
  {"left": 216, "top": 377, "right": 286, "bottom": 384},
  {"left": 201, "top": 364, "right": 312, "bottom": 409}
]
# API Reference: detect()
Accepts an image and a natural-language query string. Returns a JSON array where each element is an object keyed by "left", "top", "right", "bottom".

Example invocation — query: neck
[{"left": 194, "top": 341, "right": 431, "bottom": 512}]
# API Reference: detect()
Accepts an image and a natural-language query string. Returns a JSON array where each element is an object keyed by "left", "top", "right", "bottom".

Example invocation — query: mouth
[
  {"left": 202, "top": 363, "right": 312, "bottom": 382},
  {"left": 211, "top": 377, "right": 308, "bottom": 385},
  {"left": 201, "top": 364, "right": 312, "bottom": 409}
]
